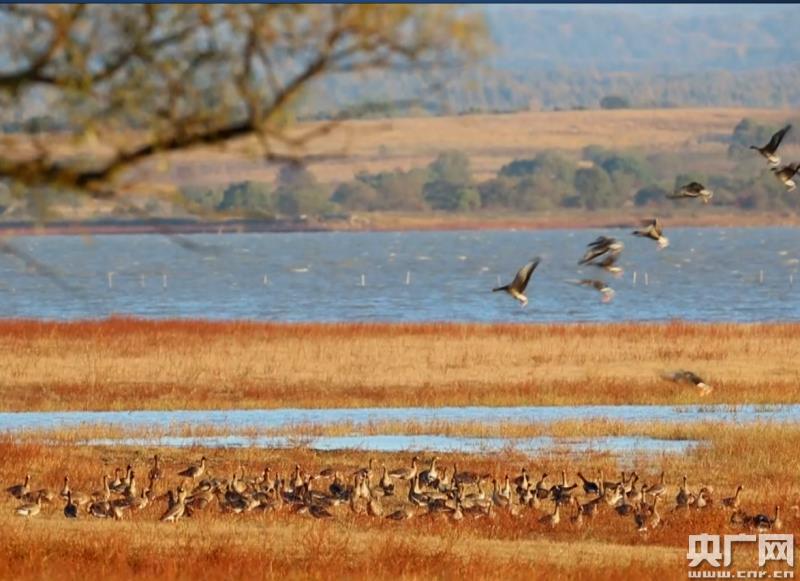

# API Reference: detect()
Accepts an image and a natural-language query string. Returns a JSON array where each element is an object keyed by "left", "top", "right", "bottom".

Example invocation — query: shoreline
[{"left": 0, "top": 210, "right": 798, "bottom": 237}]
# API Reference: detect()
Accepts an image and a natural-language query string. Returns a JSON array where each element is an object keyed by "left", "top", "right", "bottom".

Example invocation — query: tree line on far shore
[{"left": 176, "top": 116, "right": 800, "bottom": 220}]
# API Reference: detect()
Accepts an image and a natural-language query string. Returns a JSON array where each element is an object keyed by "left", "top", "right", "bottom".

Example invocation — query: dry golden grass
[
  {"left": 1, "top": 319, "right": 800, "bottom": 411},
  {"left": 1, "top": 420, "right": 799, "bottom": 580},
  {"left": 159, "top": 107, "right": 795, "bottom": 184}
]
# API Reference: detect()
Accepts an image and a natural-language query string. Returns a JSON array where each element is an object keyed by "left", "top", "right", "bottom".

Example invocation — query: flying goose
[
  {"left": 493, "top": 257, "right": 541, "bottom": 307},
  {"left": 663, "top": 370, "right": 713, "bottom": 396},
  {"left": 596, "top": 253, "right": 623, "bottom": 276},
  {"left": 772, "top": 163, "right": 800, "bottom": 192},
  {"left": 572, "top": 279, "right": 615, "bottom": 303},
  {"left": 751, "top": 125, "right": 791, "bottom": 166},
  {"left": 668, "top": 182, "right": 713, "bottom": 204},
  {"left": 579, "top": 236, "right": 623, "bottom": 266},
  {"left": 632, "top": 218, "right": 669, "bottom": 249}
]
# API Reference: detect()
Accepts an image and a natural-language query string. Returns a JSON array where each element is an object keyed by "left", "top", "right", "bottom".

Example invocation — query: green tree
[
  {"left": 330, "top": 181, "right": 379, "bottom": 211},
  {"left": 274, "top": 165, "right": 329, "bottom": 216},
  {"left": 218, "top": 182, "right": 273, "bottom": 214},
  {"left": 427, "top": 151, "right": 472, "bottom": 185},
  {"left": 600, "top": 95, "right": 631, "bottom": 110},
  {"left": 423, "top": 181, "right": 480, "bottom": 211},
  {"left": 181, "top": 185, "right": 226, "bottom": 212},
  {"left": 0, "top": 5, "right": 485, "bottom": 198},
  {"left": 634, "top": 184, "right": 668, "bottom": 207},
  {"left": 357, "top": 168, "right": 429, "bottom": 211},
  {"left": 573, "top": 167, "right": 615, "bottom": 210}
]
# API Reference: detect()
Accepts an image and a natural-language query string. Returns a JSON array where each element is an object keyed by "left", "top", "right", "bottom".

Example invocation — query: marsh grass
[
  {"left": 2, "top": 320, "right": 800, "bottom": 411},
  {"left": 1, "top": 424, "right": 798, "bottom": 580}
]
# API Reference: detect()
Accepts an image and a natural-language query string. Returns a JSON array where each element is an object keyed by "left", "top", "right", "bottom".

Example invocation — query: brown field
[
  {"left": 1, "top": 419, "right": 798, "bottom": 580},
  {"left": 1, "top": 319, "right": 800, "bottom": 411},
  {"left": 156, "top": 107, "right": 795, "bottom": 185}
]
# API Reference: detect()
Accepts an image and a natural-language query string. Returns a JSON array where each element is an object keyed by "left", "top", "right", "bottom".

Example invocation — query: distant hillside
[{"left": 303, "top": 5, "right": 800, "bottom": 116}]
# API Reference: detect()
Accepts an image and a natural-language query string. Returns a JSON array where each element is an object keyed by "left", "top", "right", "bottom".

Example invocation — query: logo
[{"left": 687, "top": 533, "right": 794, "bottom": 578}]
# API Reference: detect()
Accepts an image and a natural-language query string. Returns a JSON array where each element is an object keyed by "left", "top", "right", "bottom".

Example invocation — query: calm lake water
[
  {"left": 80, "top": 434, "right": 699, "bottom": 457},
  {"left": 0, "top": 227, "right": 798, "bottom": 322},
  {"left": 2, "top": 404, "right": 797, "bottom": 432}
]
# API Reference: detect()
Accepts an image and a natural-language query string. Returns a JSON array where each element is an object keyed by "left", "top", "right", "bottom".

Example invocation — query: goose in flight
[
  {"left": 493, "top": 257, "right": 541, "bottom": 307},
  {"left": 663, "top": 370, "right": 713, "bottom": 396},
  {"left": 751, "top": 125, "right": 791, "bottom": 167},
  {"left": 572, "top": 279, "right": 615, "bottom": 303},
  {"left": 632, "top": 218, "right": 669, "bottom": 249},
  {"left": 596, "top": 254, "right": 623, "bottom": 277},
  {"left": 668, "top": 182, "right": 713, "bottom": 204},
  {"left": 772, "top": 163, "right": 800, "bottom": 192},
  {"left": 579, "top": 236, "right": 623, "bottom": 266}
]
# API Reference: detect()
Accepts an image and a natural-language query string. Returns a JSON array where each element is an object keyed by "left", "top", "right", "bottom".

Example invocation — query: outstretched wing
[
  {"left": 579, "top": 245, "right": 607, "bottom": 265},
  {"left": 510, "top": 257, "right": 540, "bottom": 293},
  {"left": 653, "top": 218, "right": 663, "bottom": 237},
  {"left": 685, "top": 182, "right": 705, "bottom": 194},
  {"left": 765, "top": 125, "right": 791, "bottom": 153}
]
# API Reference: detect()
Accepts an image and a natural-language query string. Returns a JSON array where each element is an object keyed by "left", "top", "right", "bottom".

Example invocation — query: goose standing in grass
[
  {"left": 572, "top": 279, "right": 615, "bottom": 303},
  {"left": 751, "top": 125, "right": 792, "bottom": 166},
  {"left": 668, "top": 182, "right": 713, "bottom": 204},
  {"left": 578, "top": 472, "right": 600, "bottom": 496},
  {"left": 148, "top": 454, "right": 163, "bottom": 484},
  {"left": 160, "top": 486, "right": 187, "bottom": 522},
  {"left": 663, "top": 370, "right": 713, "bottom": 396},
  {"left": 722, "top": 485, "right": 744, "bottom": 510},
  {"left": 579, "top": 236, "right": 623, "bottom": 266},
  {"left": 772, "top": 163, "right": 800, "bottom": 192},
  {"left": 418, "top": 457, "right": 439, "bottom": 487},
  {"left": 540, "top": 502, "right": 560, "bottom": 528},
  {"left": 63, "top": 491, "right": 79, "bottom": 519},
  {"left": 492, "top": 257, "right": 541, "bottom": 307},
  {"left": 7, "top": 474, "right": 30, "bottom": 499},
  {"left": 379, "top": 465, "right": 395, "bottom": 496},
  {"left": 15, "top": 496, "right": 41, "bottom": 518},
  {"left": 389, "top": 456, "right": 419, "bottom": 481},
  {"left": 632, "top": 218, "right": 669, "bottom": 249},
  {"left": 178, "top": 456, "right": 207, "bottom": 480}
]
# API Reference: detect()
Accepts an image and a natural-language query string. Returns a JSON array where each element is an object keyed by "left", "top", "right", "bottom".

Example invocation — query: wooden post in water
[
  {"left": 759, "top": 270, "right": 764, "bottom": 284},
  {"left": 644, "top": 272, "right": 649, "bottom": 286},
  {"left": 360, "top": 274, "right": 365, "bottom": 287},
  {"left": 791, "top": 274, "right": 794, "bottom": 286},
  {"left": 632, "top": 271, "right": 637, "bottom": 286},
  {"left": 405, "top": 271, "right": 411, "bottom": 285},
  {"left": 263, "top": 274, "right": 269, "bottom": 286},
  {"left": 162, "top": 273, "right": 168, "bottom": 289},
  {"left": 107, "top": 272, "right": 114, "bottom": 289}
]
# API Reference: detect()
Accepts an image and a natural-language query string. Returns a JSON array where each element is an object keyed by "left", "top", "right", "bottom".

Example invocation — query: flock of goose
[
  {"left": 493, "top": 124, "right": 796, "bottom": 306},
  {"left": 5, "top": 455, "right": 793, "bottom": 535}
]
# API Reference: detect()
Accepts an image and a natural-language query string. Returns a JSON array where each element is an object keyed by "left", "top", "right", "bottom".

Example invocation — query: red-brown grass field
[
  {"left": 1, "top": 319, "right": 799, "bottom": 411},
  {"left": 1, "top": 319, "right": 799, "bottom": 580}
]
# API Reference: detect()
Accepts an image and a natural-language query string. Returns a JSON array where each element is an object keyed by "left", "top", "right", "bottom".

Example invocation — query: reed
[{"left": 1, "top": 319, "right": 799, "bottom": 411}]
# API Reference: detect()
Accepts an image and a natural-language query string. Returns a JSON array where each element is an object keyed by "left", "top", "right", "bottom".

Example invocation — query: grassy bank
[
  {"left": 1, "top": 319, "right": 799, "bottom": 411},
  {"left": 1, "top": 420, "right": 799, "bottom": 579}
]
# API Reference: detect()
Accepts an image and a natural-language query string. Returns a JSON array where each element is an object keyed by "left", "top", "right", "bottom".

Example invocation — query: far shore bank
[{"left": 0, "top": 210, "right": 798, "bottom": 237}]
